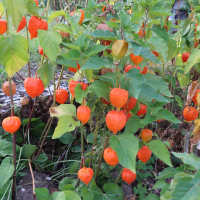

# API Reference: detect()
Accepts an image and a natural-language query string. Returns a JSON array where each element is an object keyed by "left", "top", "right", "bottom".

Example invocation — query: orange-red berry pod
[
  {"left": 1, "top": 81, "right": 16, "bottom": 96},
  {"left": 2, "top": 116, "right": 21, "bottom": 134},
  {"left": 39, "top": 46, "right": 47, "bottom": 58},
  {"left": 123, "top": 97, "right": 137, "bottom": 112},
  {"left": 137, "top": 146, "right": 152, "bottom": 164},
  {"left": 0, "top": 20, "right": 7, "bottom": 35},
  {"left": 77, "top": 106, "right": 91, "bottom": 124},
  {"left": 181, "top": 52, "right": 190, "bottom": 63},
  {"left": 69, "top": 81, "right": 88, "bottom": 98},
  {"left": 106, "top": 110, "right": 126, "bottom": 134},
  {"left": 101, "top": 97, "right": 111, "bottom": 105},
  {"left": 164, "top": 25, "right": 168, "bottom": 31},
  {"left": 122, "top": 168, "right": 137, "bottom": 185},
  {"left": 102, "top": 5, "right": 106, "bottom": 12},
  {"left": 137, "top": 104, "right": 147, "bottom": 116},
  {"left": 103, "top": 147, "right": 119, "bottom": 166},
  {"left": 33, "top": 0, "right": 39, "bottom": 6},
  {"left": 130, "top": 53, "right": 143, "bottom": 65},
  {"left": 55, "top": 89, "right": 68, "bottom": 104},
  {"left": 192, "top": 89, "right": 200, "bottom": 105},
  {"left": 132, "top": 65, "right": 148, "bottom": 75},
  {"left": 152, "top": 51, "right": 159, "bottom": 57},
  {"left": 70, "top": 9, "right": 84, "bottom": 25},
  {"left": 138, "top": 29, "right": 145, "bottom": 38},
  {"left": 16, "top": 16, "right": 27, "bottom": 33},
  {"left": 110, "top": 88, "right": 129, "bottom": 109},
  {"left": 24, "top": 77, "right": 44, "bottom": 98},
  {"left": 141, "top": 129, "right": 153, "bottom": 143},
  {"left": 28, "top": 16, "right": 48, "bottom": 39},
  {"left": 78, "top": 167, "right": 93, "bottom": 185},
  {"left": 125, "top": 65, "right": 132, "bottom": 73},
  {"left": 68, "top": 61, "right": 81, "bottom": 73},
  {"left": 183, "top": 106, "right": 198, "bottom": 122},
  {"left": 165, "top": 16, "right": 169, "bottom": 21}
]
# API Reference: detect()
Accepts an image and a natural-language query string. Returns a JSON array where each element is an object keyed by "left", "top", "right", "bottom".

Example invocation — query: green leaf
[
  {"left": 149, "top": 7, "right": 172, "bottom": 16},
  {"left": 144, "top": 193, "right": 160, "bottom": 200},
  {"left": 102, "top": 183, "right": 124, "bottom": 200},
  {"left": 148, "top": 36, "right": 168, "bottom": 62},
  {"left": 81, "top": 56, "right": 115, "bottom": 70},
  {"left": 59, "top": 177, "right": 72, "bottom": 190},
  {"left": 143, "top": 73, "right": 172, "bottom": 97},
  {"left": 59, "top": 132, "right": 74, "bottom": 145},
  {"left": 0, "top": 157, "right": 14, "bottom": 188},
  {"left": 81, "top": 185, "right": 94, "bottom": 200},
  {"left": 69, "top": 163, "right": 79, "bottom": 174},
  {"left": 155, "top": 109, "right": 181, "bottom": 123},
  {"left": 161, "top": 191, "right": 172, "bottom": 200},
  {"left": 84, "top": 69, "right": 93, "bottom": 83},
  {"left": 146, "top": 140, "right": 172, "bottom": 167},
  {"left": 0, "top": 35, "right": 29, "bottom": 77},
  {"left": 53, "top": 23, "right": 74, "bottom": 36},
  {"left": 99, "top": 72, "right": 116, "bottom": 88},
  {"left": 125, "top": 115, "right": 145, "bottom": 133},
  {"left": 50, "top": 191, "right": 66, "bottom": 200},
  {"left": 38, "top": 30, "right": 62, "bottom": 62},
  {"left": 0, "top": 140, "right": 20, "bottom": 156},
  {"left": 63, "top": 190, "right": 81, "bottom": 200},
  {"left": 35, "top": 188, "right": 49, "bottom": 200},
  {"left": 177, "top": 71, "right": 190, "bottom": 88},
  {"left": 88, "top": 80, "right": 110, "bottom": 101},
  {"left": 0, "top": 3, "right": 4, "bottom": 16},
  {"left": 50, "top": 104, "right": 77, "bottom": 118},
  {"left": 61, "top": 49, "right": 82, "bottom": 60},
  {"left": 22, "top": 145, "right": 36, "bottom": 159},
  {"left": 110, "top": 133, "right": 139, "bottom": 173},
  {"left": 37, "top": 61, "right": 54, "bottom": 88},
  {"left": 84, "top": 45, "right": 108, "bottom": 57},
  {"left": 171, "top": 177, "right": 200, "bottom": 200},
  {"left": 179, "top": 18, "right": 191, "bottom": 36},
  {"left": 3, "top": 0, "right": 27, "bottom": 29},
  {"left": 104, "top": 21, "right": 119, "bottom": 29},
  {"left": 175, "top": 95, "right": 183, "bottom": 108},
  {"left": 167, "top": 39, "right": 177, "bottom": 61},
  {"left": 48, "top": 10, "right": 66, "bottom": 23},
  {"left": 156, "top": 167, "right": 181, "bottom": 179},
  {"left": 153, "top": 179, "right": 168, "bottom": 189},
  {"left": 25, "top": 0, "right": 39, "bottom": 16},
  {"left": 130, "top": 42, "right": 161, "bottom": 64},
  {"left": 89, "top": 30, "right": 117, "bottom": 41},
  {"left": 151, "top": 25, "right": 168, "bottom": 43},
  {"left": 75, "top": 83, "right": 89, "bottom": 103},
  {"left": 62, "top": 43, "right": 81, "bottom": 52},
  {"left": 184, "top": 48, "right": 200, "bottom": 74},
  {"left": 125, "top": 68, "right": 145, "bottom": 99},
  {"left": 52, "top": 116, "right": 80, "bottom": 139},
  {"left": 54, "top": 57, "right": 77, "bottom": 68},
  {"left": 172, "top": 153, "right": 200, "bottom": 170}
]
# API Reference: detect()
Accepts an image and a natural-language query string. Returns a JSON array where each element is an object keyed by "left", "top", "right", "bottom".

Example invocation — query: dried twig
[{"left": 28, "top": 159, "right": 36, "bottom": 200}]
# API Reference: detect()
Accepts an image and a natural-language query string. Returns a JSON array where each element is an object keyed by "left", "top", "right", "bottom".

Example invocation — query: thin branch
[{"left": 28, "top": 159, "right": 36, "bottom": 200}]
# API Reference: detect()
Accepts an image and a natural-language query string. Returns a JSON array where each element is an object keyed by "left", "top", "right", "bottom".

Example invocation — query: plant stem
[
  {"left": 95, "top": 136, "right": 110, "bottom": 182},
  {"left": 163, "top": 64, "right": 165, "bottom": 79},
  {"left": 116, "top": 67, "right": 118, "bottom": 87},
  {"left": 53, "top": 71, "right": 56, "bottom": 106},
  {"left": 56, "top": 66, "right": 64, "bottom": 89},
  {"left": 6, "top": 10, "right": 16, "bottom": 200},
  {"left": 24, "top": 97, "right": 38, "bottom": 144},
  {"left": 115, "top": 167, "right": 124, "bottom": 184},
  {"left": 46, "top": 0, "right": 50, "bottom": 18}
]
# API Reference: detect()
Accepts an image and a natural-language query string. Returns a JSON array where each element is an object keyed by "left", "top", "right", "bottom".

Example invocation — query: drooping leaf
[
  {"left": 25, "top": 0, "right": 39, "bottom": 16},
  {"left": 48, "top": 10, "right": 66, "bottom": 23},
  {"left": 184, "top": 48, "right": 200, "bottom": 74},
  {"left": 110, "top": 133, "right": 139, "bottom": 173},
  {"left": 53, "top": 23, "right": 75, "bottom": 36},
  {"left": 21, "top": 145, "right": 36, "bottom": 159},
  {"left": 38, "top": 30, "right": 62, "bottom": 62},
  {"left": 75, "top": 84, "right": 89, "bottom": 103},
  {"left": 35, "top": 188, "right": 49, "bottom": 200},
  {"left": 81, "top": 56, "right": 116, "bottom": 70},
  {"left": 37, "top": 61, "right": 54, "bottom": 88},
  {"left": 125, "top": 115, "right": 145, "bottom": 133},
  {"left": 89, "top": 30, "right": 117, "bottom": 41},
  {"left": 88, "top": 80, "right": 110, "bottom": 101},
  {"left": 0, "top": 140, "right": 20, "bottom": 157},
  {"left": 3, "top": 0, "right": 27, "bottom": 29},
  {"left": 0, "top": 35, "right": 29, "bottom": 77},
  {"left": 0, "top": 157, "right": 14, "bottom": 188},
  {"left": 146, "top": 140, "right": 172, "bottom": 167},
  {"left": 172, "top": 152, "right": 200, "bottom": 170},
  {"left": 81, "top": 185, "right": 94, "bottom": 200},
  {"left": 151, "top": 25, "right": 168, "bottom": 43},
  {"left": 84, "top": 45, "right": 108, "bottom": 57}
]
